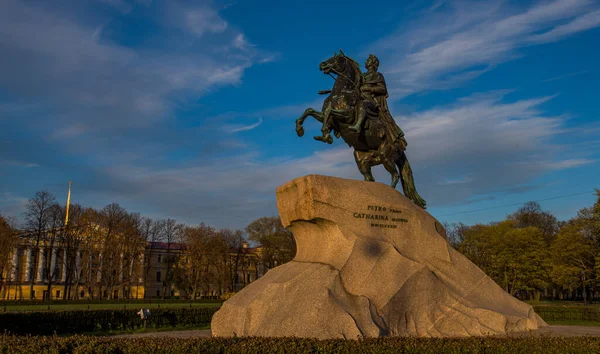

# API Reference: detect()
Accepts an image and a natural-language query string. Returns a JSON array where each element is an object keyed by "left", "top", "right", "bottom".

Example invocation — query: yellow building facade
[{"left": 1, "top": 233, "right": 264, "bottom": 301}]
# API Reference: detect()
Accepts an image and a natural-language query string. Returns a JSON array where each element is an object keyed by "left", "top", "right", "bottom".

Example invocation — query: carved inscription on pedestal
[{"left": 352, "top": 205, "right": 408, "bottom": 229}]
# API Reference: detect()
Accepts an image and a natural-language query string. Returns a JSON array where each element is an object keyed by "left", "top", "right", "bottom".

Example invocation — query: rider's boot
[{"left": 349, "top": 105, "right": 366, "bottom": 133}]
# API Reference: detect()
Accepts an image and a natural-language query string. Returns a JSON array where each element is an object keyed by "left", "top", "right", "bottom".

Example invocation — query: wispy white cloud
[
  {"left": 78, "top": 89, "right": 593, "bottom": 228},
  {"left": 369, "top": 0, "right": 600, "bottom": 97},
  {"left": 528, "top": 9, "right": 600, "bottom": 43},
  {"left": 225, "top": 117, "right": 264, "bottom": 133},
  {"left": 0, "top": 0, "right": 272, "bottom": 136},
  {"left": 0, "top": 159, "right": 39, "bottom": 168},
  {"left": 233, "top": 33, "right": 254, "bottom": 51},
  {"left": 539, "top": 158, "right": 596, "bottom": 170},
  {"left": 0, "top": 192, "right": 29, "bottom": 220},
  {"left": 440, "top": 176, "right": 473, "bottom": 185},
  {"left": 98, "top": 0, "right": 133, "bottom": 13},
  {"left": 542, "top": 70, "right": 589, "bottom": 82},
  {"left": 177, "top": 4, "right": 228, "bottom": 37}
]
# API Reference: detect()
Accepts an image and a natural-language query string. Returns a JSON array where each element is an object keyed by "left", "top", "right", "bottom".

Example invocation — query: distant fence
[
  {"left": 533, "top": 306, "right": 600, "bottom": 322},
  {"left": 0, "top": 307, "right": 219, "bottom": 335},
  {"left": 0, "top": 298, "right": 222, "bottom": 306}
]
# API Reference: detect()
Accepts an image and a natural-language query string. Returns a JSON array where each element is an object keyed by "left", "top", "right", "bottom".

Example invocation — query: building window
[
  {"left": 156, "top": 271, "right": 161, "bottom": 282},
  {"left": 56, "top": 290, "right": 61, "bottom": 298},
  {"left": 80, "top": 291, "right": 85, "bottom": 298},
  {"left": 157, "top": 255, "right": 162, "bottom": 263},
  {"left": 157, "top": 290, "right": 160, "bottom": 297}
]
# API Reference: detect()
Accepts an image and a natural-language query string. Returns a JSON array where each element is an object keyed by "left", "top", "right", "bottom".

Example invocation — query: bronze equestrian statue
[{"left": 295, "top": 50, "right": 427, "bottom": 209}]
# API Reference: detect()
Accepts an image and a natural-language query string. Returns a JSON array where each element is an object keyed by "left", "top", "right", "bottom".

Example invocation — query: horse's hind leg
[
  {"left": 354, "top": 150, "right": 375, "bottom": 182},
  {"left": 296, "top": 108, "right": 323, "bottom": 137},
  {"left": 383, "top": 155, "right": 400, "bottom": 188}
]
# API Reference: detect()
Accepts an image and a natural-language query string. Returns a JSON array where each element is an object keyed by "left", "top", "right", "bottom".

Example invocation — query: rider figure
[{"left": 349, "top": 54, "right": 406, "bottom": 148}]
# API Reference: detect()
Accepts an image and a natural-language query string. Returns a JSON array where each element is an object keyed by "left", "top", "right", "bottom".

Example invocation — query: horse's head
[{"left": 319, "top": 50, "right": 350, "bottom": 75}]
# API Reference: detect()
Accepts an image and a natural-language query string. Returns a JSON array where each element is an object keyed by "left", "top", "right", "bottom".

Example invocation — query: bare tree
[
  {"left": 246, "top": 216, "right": 296, "bottom": 271},
  {"left": 208, "top": 231, "right": 230, "bottom": 296},
  {"left": 44, "top": 203, "right": 64, "bottom": 300},
  {"left": 0, "top": 214, "right": 18, "bottom": 299},
  {"left": 95, "top": 203, "right": 129, "bottom": 299},
  {"left": 61, "top": 204, "right": 87, "bottom": 299},
  {"left": 24, "top": 191, "right": 56, "bottom": 299},
  {"left": 444, "top": 222, "right": 470, "bottom": 249},
  {"left": 161, "top": 219, "right": 184, "bottom": 298},
  {"left": 508, "top": 201, "right": 559, "bottom": 244},
  {"left": 120, "top": 212, "right": 145, "bottom": 299},
  {"left": 181, "top": 223, "right": 216, "bottom": 298},
  {"left": 140, "top": 217, "right": 164, "bottom": 298},
  {"left": 219, "top": 228, "right": 247, "bottom": 292}
]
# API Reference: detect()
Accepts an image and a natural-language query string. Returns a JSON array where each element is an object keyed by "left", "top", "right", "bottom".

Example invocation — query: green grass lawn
[
  {"left": 526, "top": 300, "right": 600, "bottom": 307},
  {"left": 1, "top": 302, "right": 222, "bottom": 312},
  {"left": 545, "top": 319, "right": 600, "bottom": 326}
]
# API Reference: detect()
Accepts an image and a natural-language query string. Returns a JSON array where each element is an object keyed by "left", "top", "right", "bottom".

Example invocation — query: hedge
[
  {"left": 533, "top": 306, "right": 600, "bottom": 322},
  {"left": 0, "top": 307, "right": 218, "bottom": 335},
  {"left": 1, "top": 335, "right": 600, "bottom": 353}
]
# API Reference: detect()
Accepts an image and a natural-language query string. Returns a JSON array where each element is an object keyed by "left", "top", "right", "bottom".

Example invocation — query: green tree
[
  {"left": 460, "top": 221, "right": 549, "bottom": 299},
  {"left": 550, "top": 222, "right": 597, "bottom": 305},
  {"left": 490, "top": 226, "right": 549, "bottom": 299},
  {"left": 576, "top": 189, "right": 600, "bottom": 247},
  {"left": 458, "top": 222, "right": 506, "bottom": 276}
]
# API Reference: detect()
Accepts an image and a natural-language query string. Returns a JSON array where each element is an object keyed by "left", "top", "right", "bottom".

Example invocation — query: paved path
[
  {"left": 114, "top": 326, "right": 600, "bottom": 339},
  {"left": 113, "top": 329, "right": 212, "bottom": 339}
]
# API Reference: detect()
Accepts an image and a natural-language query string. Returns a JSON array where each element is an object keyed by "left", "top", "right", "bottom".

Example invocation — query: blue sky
[{"left": 1, "top": 0, "right": 599, "bottom": 230}]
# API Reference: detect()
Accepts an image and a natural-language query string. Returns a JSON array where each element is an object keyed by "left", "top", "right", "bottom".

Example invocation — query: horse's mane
[{"left": 343, "top": 55, "right": 363, "bottom": 88}]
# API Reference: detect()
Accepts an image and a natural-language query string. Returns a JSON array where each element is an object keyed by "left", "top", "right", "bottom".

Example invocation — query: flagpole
[{"left": 65, "top": 181, "right": 72, "bottom": 226}]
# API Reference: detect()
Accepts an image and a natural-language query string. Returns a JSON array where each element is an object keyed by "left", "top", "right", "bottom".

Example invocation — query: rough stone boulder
[{"left": 211, "top": 174, "right": 546, "bottom": 338}]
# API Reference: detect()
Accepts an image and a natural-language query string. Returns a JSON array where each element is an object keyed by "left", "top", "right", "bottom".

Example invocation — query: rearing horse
[{"left": 295, "top": 50, "right": 427, "bottom": 209}]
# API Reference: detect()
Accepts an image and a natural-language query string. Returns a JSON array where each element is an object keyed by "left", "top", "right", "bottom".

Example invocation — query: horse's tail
[{"left": 395, "top": 150, "right": 427, "bottom": 209}]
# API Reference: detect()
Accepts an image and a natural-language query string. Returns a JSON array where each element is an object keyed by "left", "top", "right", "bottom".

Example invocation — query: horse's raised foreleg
[
  {"left": 296, "top": 108, "right": 324, "bottom": 137},
  {"left": 314, "top": 106, "right": 333, "bottom": 144},
  {"left": 354, "top": 150, "right": 375, "bottom": 182}
]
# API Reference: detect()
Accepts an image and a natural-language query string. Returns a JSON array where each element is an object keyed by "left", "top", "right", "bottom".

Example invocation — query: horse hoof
[{"left": 296, "top": 127, "right": 304, "bottom": 137}]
